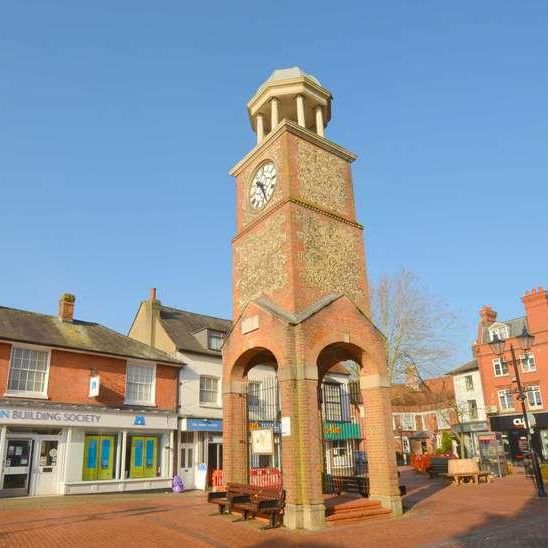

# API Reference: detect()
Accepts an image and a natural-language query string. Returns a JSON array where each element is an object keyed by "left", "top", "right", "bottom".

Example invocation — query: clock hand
[{"left": 257, "top": 181, "right": 268, "bottom": 200}]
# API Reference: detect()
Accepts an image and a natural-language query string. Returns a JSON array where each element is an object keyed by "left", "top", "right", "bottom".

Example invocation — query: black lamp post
[{"left": 489, "top": 327, "right": 546, "bottom": 497}]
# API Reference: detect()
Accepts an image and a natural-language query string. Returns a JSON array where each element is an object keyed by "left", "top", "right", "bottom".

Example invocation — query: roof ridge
[{"left": 160, "top": 305, "right": 231, "bottom": 323}]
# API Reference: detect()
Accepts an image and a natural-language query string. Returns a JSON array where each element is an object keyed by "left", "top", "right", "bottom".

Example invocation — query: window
[
  {"left": 323, "top": 383, "right": 342, "bottom": 421},
  {"left": 521, "top": 353, "right": 536, "bottom": 373},
  {"left": 468, "top": 399, "right": 479, "bottom": 420},
  {"left": 247, "top": 381, "right": 264, "bottom": 420},
  {"left": 526, "top": 386, "right": 542, "bottom": 409},
  {"left": 464, "top": 375, "right": 474, "bottom": 391},
  {"left": 125, "top": 364, "right": 155, "bottom": 405},
  {"left": 7, "top": 347, "right": 50, "bottom": 396},
  {"left": 207, "top": 331, "right": 224, "bottom": 351},
  {"left": 493, "top": 358, "right": 508, "bottom": 377},
  {"left": 82, "top": 434, "right": 117, "bottom": 481},
  {"left": 436, "top": 409, "right": 451, "bottom": 429},
  {"left": 199, "top": 375, "right": 219, "bottom": 405},
  {"left": 401, "top": 413, "right": 416, "bottom": 431},
  {"left": 498, "top": 389, "right": 513, "bottom": 410},
  {"left": 489, "top": 324, "right": 508, "bottom": 341}
]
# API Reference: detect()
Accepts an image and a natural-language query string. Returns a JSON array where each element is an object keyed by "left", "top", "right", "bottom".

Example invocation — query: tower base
[
  {"left": 283, "top": 502, "right": 326, "bottom": 530},
  {"left": 369, "top": 494, "right": 403, "bottom": 516}
]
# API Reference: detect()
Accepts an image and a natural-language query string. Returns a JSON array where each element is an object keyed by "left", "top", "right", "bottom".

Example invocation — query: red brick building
[
  {"left": 391, "top": 370, "right": 456, "bottom": 460},
  {"left": 474, "top": 287, "right": 548, "bottom": 464},
  {"left": 0, "top": 293, "right": 182, "bottom": 498}
]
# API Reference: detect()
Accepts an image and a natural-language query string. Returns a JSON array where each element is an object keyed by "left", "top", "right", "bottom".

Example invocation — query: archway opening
[{"left": 317, "top": 343, "right": 367, "bottom": 496}]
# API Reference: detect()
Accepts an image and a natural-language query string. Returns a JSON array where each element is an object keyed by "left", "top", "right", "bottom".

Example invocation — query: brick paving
[{"left": 1, "top": 468, "right": 547, "bottom": 547}]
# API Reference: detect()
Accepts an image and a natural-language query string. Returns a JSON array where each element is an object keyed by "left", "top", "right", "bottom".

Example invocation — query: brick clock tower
[{"left": 222, "top": 68, "right": 401, "bottom": 530}]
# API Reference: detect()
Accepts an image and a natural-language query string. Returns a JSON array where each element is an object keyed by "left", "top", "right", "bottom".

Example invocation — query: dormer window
[
  {"left": 207, "top": 331, "right": 224, "bottom": 351},
  {"left": 488, "top": 323, "right": 509, "bottom": 342}
]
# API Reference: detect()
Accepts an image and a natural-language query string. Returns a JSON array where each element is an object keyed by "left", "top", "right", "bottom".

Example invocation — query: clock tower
[{"left": 222, "top": 68, "right": 401, "bottom": 530}]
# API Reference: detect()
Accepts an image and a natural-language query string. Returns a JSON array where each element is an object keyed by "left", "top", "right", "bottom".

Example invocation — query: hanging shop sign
[
  {"left": 323, "top": 421, "right": 361, "bottom": 440},
  {"left": 88, "top": 375, "right": 100, "bottom": 398}
]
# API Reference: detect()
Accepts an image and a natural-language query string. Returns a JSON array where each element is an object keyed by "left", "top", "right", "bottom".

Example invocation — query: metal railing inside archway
[
  {"left": 319, "top": 378, "right": 368, "bottom": 496},
  {"left": 245, "top": 375, "right": 282, "bottom": 487}
]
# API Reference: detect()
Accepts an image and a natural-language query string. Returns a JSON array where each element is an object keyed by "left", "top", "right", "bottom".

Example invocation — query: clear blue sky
[{"left": 1, "top": 2, "right": 547, "bottom": 370}]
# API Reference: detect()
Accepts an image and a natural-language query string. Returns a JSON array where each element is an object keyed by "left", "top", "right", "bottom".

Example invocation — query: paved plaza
[{"left": 1, "top": 468, "right": 547, "bottom": 547}]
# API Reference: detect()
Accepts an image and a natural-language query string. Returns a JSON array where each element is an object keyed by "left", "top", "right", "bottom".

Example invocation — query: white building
[{"left": 449, "top": 360, "right": 489, "bottom": 457}]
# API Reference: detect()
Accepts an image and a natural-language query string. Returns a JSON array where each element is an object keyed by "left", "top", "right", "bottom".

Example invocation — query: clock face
[{"left": 249, "top": 161, "right": 277, "bottom": 210}]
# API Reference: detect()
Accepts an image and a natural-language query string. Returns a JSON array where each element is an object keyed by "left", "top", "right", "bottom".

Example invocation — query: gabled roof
[
  {"left": 0, "top": 306, "right": 181, "bottom": 366},
  {"left": 159, "top": 306, "right": 232, "bottom": 357},
  {"left": 448, "top": 360, "right": 478, "bottom": 375}
]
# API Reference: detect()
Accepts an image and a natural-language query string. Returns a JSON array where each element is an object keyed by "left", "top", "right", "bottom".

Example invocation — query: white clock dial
[{"left": 249, "top": 161, "right": 277, "bottom": 210}]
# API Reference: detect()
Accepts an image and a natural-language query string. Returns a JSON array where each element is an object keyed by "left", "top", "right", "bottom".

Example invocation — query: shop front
[
  {"left": 453, "top": 421, "right": 489, "bottom": 458},
  {"left": 179, "top": 417, "right": 222, "bottom": 489},
  {"left": 490, "top": 412, "right": 548, "bottom": 465},
  {"left": 0, "top": 402, "right": 177, "bottom": 498}
]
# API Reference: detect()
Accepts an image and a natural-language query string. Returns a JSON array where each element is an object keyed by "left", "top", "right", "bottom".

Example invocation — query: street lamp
[{"left": 489, "top": 327, "right": 546, "bottom": 497}]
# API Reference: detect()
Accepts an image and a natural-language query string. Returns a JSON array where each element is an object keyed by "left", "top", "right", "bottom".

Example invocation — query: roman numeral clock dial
[{"left": 249, "top": 161, "right": 277, "bottom": 210}]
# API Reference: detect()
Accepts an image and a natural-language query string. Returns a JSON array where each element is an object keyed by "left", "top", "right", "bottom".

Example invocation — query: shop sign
[
  {"left": 281, "top": 416, "right": 291, "bottom": 437},
  {"left": 88, "top": 375, "right": 100, "bottom": 398},
  {"left": 490, "top": 412, "right": 544, "bottom": 431},
  {"left": 323, "top": 421, "right": 361, "bottom": 440},
  {"left": 185, "top": 418, "right": 223, "bottom": 432},
  {"left": 248, "top": 420, "right": 281, "bottom": 434},
  {"left": 0, "top": 406, "right": 177, "bottom": 430},
  {"left": 251, "top": 428, "right": 274, "bottom": 455}
]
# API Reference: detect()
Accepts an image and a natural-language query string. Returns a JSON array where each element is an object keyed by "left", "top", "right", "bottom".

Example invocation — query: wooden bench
[
  {"left": 208, "top": 483, "right": 285, "bottom": 529},
  {"left": 230, "top": 484, "right": 285, "bottom": 529},
  {"left": 207, "top": 483, "right": 243, "bottom": 514},
  {"left": 447, "top": 459, "right": 490, "bottom": 486}
]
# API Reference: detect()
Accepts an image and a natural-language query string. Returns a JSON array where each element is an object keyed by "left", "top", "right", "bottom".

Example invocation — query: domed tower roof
[{"left": 247, "top": 66, "right": 332, "bottom": 142}]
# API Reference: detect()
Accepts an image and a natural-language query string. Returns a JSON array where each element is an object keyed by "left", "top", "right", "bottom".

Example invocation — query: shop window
[
  {"left": 180, "top": 431, "right": 194, "bottom": 443},
  {"left": 199, "top": 376, "right": 219, "bottom": 405},
  {"left": 526, "top": 386, "right": 542, "bottom": 409},
  {"left": 493, "top": 358, "right": 508, "bottom": 377},
  {"left": 7, "top": 347, "right": 50, "bottom": 397},
  {"left": 125, "top": 364, "right": 156, "bottom": 405},
  {"left": 498, "top": 389, "right": 513, "bottom": 410},
  {"left": 127, "top": 435, "right": 160, "bottom": 479},
  {"left": 520, "top": 353, "right": 536, "bottom": 373},
  {"left": 82, "top": 435, "right": 116, "bottom": 481}
]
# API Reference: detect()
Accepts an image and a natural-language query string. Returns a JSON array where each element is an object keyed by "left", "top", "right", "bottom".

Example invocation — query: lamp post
[{"left": 489, "top": 327, "right": 546, "bottom": 497}]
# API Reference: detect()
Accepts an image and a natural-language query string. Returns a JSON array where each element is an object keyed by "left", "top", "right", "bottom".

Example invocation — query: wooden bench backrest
[
  {"left": 448, "top": 459, "right": 479, "bottom": 475},
  {"left": 227, "top": 482, "right": 283, "bottom": 501}
]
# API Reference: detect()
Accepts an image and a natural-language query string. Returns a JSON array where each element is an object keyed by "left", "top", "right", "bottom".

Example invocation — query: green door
[
  {"left": 83, "top": 435, "right": 115, "bottom": 481},
  {"left": 130, "top": 436, "right": 157, "bottom": 478}
]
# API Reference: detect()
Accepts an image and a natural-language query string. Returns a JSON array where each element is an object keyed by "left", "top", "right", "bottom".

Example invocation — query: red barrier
[
  {"left": 211, "top": 469, "right": 224, "bottom": 492},
  {"left": 210, "top": 468, "right": 282, "bottom": 490}
]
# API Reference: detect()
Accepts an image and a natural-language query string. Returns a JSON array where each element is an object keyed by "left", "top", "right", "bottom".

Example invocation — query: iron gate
[{"left": 319, "top": 378, "right": 367, "bottom": 495}]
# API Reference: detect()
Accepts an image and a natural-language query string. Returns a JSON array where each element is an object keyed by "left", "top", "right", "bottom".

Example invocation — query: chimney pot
[
  {"left": 58, "top": 293, "right": 75, "bottom": 322},
  {"left": 150, "top": 288, "right": 157, "bottom": 301}
]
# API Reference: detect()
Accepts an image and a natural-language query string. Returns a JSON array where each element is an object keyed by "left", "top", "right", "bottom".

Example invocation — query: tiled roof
[
  {"left": 391, "top": 375, "right": 455, "bottom": 409},
  {"left": 159, "top": 306, "right": 232, "bottom": 357},
  {"left": 481, "top": 316, "right": 527, "bottom": 343},
  {"left": 448, "top": 360, "right": 478, "bottom": 375},
  {"left": 0, "top": 306, "right": 181, "bottom": 365}
]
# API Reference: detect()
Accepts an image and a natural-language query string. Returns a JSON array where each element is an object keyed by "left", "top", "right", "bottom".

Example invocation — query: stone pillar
[
  {"left": 256, "top": 114, "right": 265, "bottom": 144},
  {"left": 279, "top": 368, "right": 325, "bottom": 530},
  {"left": 361, "top": 373, "right": 402, "bottom": 515},
  {"left": 296, "top": 95, "right": 306, "bottom": 127},
  {"left": 315, "top": 105, "right": 324, "bottom": 137},
  {"left": 270, "top": 98, "right": 279, "bottom": 130},
  {"left": 222, "top": 391, "right": 248, "bottom": 484}
]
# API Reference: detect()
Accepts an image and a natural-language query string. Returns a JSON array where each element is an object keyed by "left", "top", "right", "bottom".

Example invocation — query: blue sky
[{"left": 1, "top": 2, "right": 547, "bottom": 370}]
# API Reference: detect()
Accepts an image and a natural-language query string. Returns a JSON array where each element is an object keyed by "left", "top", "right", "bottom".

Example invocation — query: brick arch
[
  {"left": 316, "top": 341, "right": 364, "bottom": 382},
  {"left": 229, "top": 346, "right": 279, "bottom": 383}
]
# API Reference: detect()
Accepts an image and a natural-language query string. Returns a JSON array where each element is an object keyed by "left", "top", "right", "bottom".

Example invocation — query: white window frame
[
  {"left": 520, "top": 353, "right": 536, "bottom": 373},
  {"left": 207, "top": 331, "right": 224, "bottom": 352},
  {"left": 468, "top": 399, "right": 479, "bottom": 420},
  {"left": 493, "top": 358, "right": 508, "bottom": 377},
  {"left": 6, "top": 344, "right": 51, "bottom": 398},
  {"left": 526, "top": 386, "right": 543, "bottom": 409},
  {"left": 400, "top": 413, "right": 416, "bottom": 431},
  {"left": 489, "top": 324, "right": 509, "bottom": 342},
  {"left": 199, "top": 375, "right": 220, "bottom": 407},
  {"left": 436, "top": 409, "right": 451, "bottom": 430},
  {"left": 464, "top": 375, "right": 474, "bottom": 391},
  {"left": 125, "top": 363, "right": 156, "bottom": 406},
  {"left": 498, "top": 389, "right": 513, "bottom": 411}
]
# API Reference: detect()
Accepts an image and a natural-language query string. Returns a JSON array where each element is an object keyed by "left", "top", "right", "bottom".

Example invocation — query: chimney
[
  {"left": 58, "top": 293, "right": 76, "bottom": 322},
  {"left": 477, "top": 305, "right": 497, "bottom": 343},
  {"left": 147, "top": 288, "right": 160, "bottom": 347},
  {"left": 522, "top": 287, "right": 548, "bottom": 334}
]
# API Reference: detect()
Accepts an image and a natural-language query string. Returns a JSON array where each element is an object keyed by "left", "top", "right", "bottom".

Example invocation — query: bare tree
[{"left": 371, "top": 269, "right": 461, "bottom": 383}]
